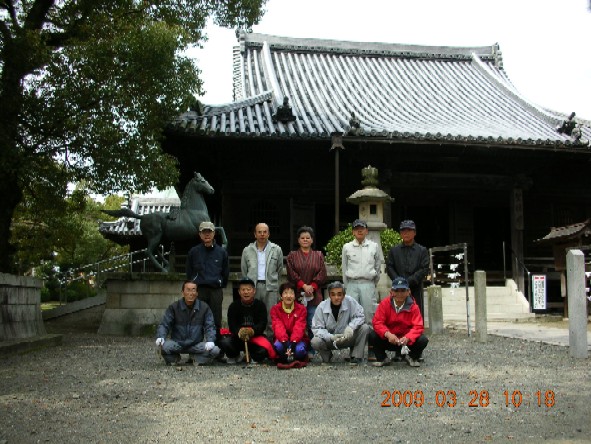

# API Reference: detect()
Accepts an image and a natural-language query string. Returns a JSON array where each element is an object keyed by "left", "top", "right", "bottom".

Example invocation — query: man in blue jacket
[
  {"left": 186, "top": 221, "right": 229, "bottom": 344},
  {"left": 155, "top": 281, "right": 220, "bottom": 365}
]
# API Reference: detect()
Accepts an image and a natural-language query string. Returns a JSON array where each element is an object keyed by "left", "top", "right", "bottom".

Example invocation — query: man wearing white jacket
[{"left": 311, "top": 281, "right": 369, "bottom": 365}]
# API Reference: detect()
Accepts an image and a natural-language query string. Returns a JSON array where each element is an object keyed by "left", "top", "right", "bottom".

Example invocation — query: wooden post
[
  {"left": 474, "top": 270, "right": 487, "bottom": 342},
  {"left": 427, "top": 285, "right": 443, "bottom": 334},
  {"left": 566, "top": 250, "right": 588, "bottom": 358}
]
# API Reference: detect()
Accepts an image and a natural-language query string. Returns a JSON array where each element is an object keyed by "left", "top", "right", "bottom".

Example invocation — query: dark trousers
[
  {"left": 218, "top": 335, "right": 269, "bottom": 362},
  {"left": 198, "top": 287, "right": 223, "bottom": 341},
  {"left": 410, "top": 284, "right": 424, "bottom": 318},
  {"left": 368, "top": 330, "right": 428, "bottom": 360}
]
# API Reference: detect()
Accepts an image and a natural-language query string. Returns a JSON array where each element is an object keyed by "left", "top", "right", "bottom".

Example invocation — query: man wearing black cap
[
  {"left": 386, "top": 220, "right": 429, "bottom": 317},
  {"left": 369, "top": 277, "right": 428, "bottom": 367},
  {"left": 186, "top": 221, "right": 229, "bottom": 347},
  {"left": 341, "top": 219, "right": 382, "bottom": 324}
]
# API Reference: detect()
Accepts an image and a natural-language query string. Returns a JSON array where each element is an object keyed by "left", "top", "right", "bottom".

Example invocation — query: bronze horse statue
[{"left": 104, "top": 172, "right": 223, "bottom": 271}]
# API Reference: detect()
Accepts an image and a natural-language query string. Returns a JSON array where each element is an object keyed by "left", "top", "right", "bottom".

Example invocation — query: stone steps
[{"left": 424, "top": 279, "right": 534, "bottom": 323}]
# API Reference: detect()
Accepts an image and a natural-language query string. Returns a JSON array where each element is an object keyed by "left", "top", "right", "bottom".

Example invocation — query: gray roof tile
[{"left": 168, "top": 33, "right": 590, "bottom": 149}]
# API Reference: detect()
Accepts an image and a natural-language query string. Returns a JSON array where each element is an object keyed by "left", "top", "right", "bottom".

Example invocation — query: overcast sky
[{"left": 189, "top": 0, "right": 591, "bottom": 119}]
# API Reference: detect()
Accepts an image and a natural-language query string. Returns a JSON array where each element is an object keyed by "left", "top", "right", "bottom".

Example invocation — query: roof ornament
[
  {"left": 348, "top": 112, "right": 362, "bottom": 136},
  {"left": 557, "top": 112, "right": 588, "bottom": 145},
  {"left": 556, "top": 112, "right": 578, "bottom": 136},
  {"left": 272, "top": 96, "right": 296, "bottom": 124}
]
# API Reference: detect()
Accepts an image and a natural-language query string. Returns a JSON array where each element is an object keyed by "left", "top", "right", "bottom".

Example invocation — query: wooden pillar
[{"left": 510, "top": 188, "right": 525, "bottom": 293}]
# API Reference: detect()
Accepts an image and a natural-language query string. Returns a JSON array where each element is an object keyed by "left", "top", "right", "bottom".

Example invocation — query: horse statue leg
[{"left": 145, "top": 235, "right": 169, "bottom": 272}]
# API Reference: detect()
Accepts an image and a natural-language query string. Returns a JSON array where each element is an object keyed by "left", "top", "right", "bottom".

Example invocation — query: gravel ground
[{"left": 1, "top": 329, "right": 590, "bottom": 444}]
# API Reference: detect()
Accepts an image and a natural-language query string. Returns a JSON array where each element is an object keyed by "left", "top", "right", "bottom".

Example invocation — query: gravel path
[{"left": 1, "top": 329, "right": 589, "bottom": 444}]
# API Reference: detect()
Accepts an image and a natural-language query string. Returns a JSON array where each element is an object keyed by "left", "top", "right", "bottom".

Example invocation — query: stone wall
[
  {"left": 0, "top": 273, "right": 46, "bottom": 340},
  {"left": 99, "top": 273, "right": 184, "bottom": 336}
]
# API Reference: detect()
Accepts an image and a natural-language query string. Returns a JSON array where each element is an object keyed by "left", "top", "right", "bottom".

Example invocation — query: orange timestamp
[{"left": 380, "top": 389, "right": 556, "bottom": 408}]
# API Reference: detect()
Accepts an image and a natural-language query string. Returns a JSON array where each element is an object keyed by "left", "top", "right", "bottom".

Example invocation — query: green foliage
[
  {"left": 11, "top": 187, "right": 128, "bottom": 275},
  {"left": 63, "top": 280, "right": 97, "bottom": 302},
  {"left": 0, "top": 1, "right": 267, "bottom": 272},
  {"left": 324, "top": 225, "right": 402, "bottom": 270}
]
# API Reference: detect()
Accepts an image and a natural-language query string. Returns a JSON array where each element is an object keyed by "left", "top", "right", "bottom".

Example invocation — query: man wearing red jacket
[{"left": 369, "top": 276, "right": 428, "bottom": 367}]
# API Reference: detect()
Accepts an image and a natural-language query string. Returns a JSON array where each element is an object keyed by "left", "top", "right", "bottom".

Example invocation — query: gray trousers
[
  {"left": 311, "top": 324, "right": 370, "bottom": 361},
  {"left": 162, "top": 340, "right": 220, "bottom": 364},
  {"left": 255, "top": 282, "right": 278, "bottom": 337},
  {"left": 346, "top": 281, "right": 378, "bottom": 324}
]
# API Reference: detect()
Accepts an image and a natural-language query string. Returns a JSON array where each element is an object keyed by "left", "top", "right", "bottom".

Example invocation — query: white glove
[
  {"left": 343, "top": 326, "right": 354, "bottom": 340},
  {"left": 204, "top": 341, "right": 215, "bottom": 351},
  {"left": 155, "top": 338, "right": 165, "bottom": 347}
]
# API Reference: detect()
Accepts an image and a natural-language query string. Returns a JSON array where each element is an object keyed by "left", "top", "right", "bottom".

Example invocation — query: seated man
[
  {"left": 219, "top": 277, "right": 277, "bottom": 364},
  {"left": 311, "top": 281, "right": 369, "bottom": 365},
  {"left": 155, "top": 281, "right": 220, "bottom": 366},
  {"left": 270, "top": 282, "right": 308, "bottom": 368},
  {"left": 369, "top": 277, "right": 429, "bottom": 367}
]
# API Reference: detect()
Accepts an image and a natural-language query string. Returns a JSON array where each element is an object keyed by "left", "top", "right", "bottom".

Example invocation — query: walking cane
[{"left": 243, "top": 339, "right": 250, "bottom": 364}]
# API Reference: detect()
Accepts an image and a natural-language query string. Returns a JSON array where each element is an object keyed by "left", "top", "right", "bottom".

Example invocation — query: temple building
[{"left": 104, "top": 32, "right": 591, "bottom": 297}]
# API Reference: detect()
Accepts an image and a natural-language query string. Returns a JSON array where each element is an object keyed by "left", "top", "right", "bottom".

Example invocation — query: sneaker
[
  {"left": 406, "top": 356, "right": 421, "bottom": 367},
  {"left": 226, "top": 356, "right": 239, "bottom": 365},
  {"left": 372, "top": 357, "right": 391, "bottom": 367},
  {"left": 349, "top": 357, "right": 361, "bottom": 366},
  {"left": 418, "top": 356, "right": 425, "bottom": 362}
]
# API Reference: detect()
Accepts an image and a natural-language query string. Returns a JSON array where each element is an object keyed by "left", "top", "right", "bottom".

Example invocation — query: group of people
[{"left": 155, "top": 218, "right": 430, "bottom": 368}]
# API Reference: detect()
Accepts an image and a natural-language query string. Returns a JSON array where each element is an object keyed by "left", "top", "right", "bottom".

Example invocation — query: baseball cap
[
  {"left": 391, "top": 277, "right": 410, "bottom": 290},
  {"left": 352, "top": 219, "right": 368, "bottom": 228},
  {"left": 399, "top": 220, "right": 416, "bottom": 230},
  {"left": 199, "top": 221, "right": 215, "bottom": 231}
]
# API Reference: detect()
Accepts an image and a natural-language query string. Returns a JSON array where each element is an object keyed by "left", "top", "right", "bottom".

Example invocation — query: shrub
[
  {"left": 324, "top": 225, "right": 402, "bottom": 270},
  {"left": 63, "top": 280, "right": 96, "bottom": 302}
]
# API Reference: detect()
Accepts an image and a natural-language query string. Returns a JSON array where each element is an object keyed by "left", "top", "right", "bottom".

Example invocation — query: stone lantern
[
  {"left": 346, "top": 165, "right": 393, "bottom": 260},
  {"left": 346, "top": 166, "right": 394, "bottom": 300}
]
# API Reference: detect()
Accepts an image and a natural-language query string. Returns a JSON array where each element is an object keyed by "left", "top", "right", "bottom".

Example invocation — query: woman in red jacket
[{"left": 270, "top": 282, "right": 308, "bottom": 367}]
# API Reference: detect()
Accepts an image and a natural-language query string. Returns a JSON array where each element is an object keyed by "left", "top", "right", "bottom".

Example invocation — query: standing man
[
  {"left": 155, "top": 281, "right": 220, "bottom": 366},
  {"left": 311, "top": 281, "right": 369, "bottom": 365},
  {"left": 369, "top": 277, "right": 428, "bottom": 367},
  {"left": 186, "top": 221, "right": 229, "bottom": 345},
  {"left": 241, "top": 222, "right": 284, "bottom": 335},
  {"left": 341, "top": 219, "right": 382, "bottom": 324},
  {"left": 386, "top": 220, "right": 429, "bottom": 317}
]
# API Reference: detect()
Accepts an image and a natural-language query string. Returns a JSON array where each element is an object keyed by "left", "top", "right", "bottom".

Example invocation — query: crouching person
[
  {"left": 311, "top": 281, "right": 369, "bottom": 365},
  {"left": 271, "top": 282, "right": 308, "bottom": 368},
  {"left": 219, "top": 277, "right": 277, "bottom": 364},
  {"left": 155, "top": 281, "right": 220, "bottom": 366},
  {"left": 370, "top": 277, "right": 428, "bottom": 367}
]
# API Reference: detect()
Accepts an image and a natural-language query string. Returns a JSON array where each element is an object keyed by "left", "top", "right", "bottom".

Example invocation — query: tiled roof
[
  {"left": 99, "top": 190, "right": 180, "bottom": 238},
  {"left": 169, "top": 33, "right": 590, "bottom": 149},
  {"left": 536, "top": 219, "right": 591, "bottom": 243}
]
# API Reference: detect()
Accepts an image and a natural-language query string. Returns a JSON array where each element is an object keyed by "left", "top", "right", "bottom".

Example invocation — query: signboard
[{"left": 532, "top": 274, "right": 547, "bottom": 310}]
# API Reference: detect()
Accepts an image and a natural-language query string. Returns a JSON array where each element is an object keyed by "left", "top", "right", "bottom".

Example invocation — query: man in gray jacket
[
  {"left": 155, "top": 281, "right": 220, "bottom": 366},
  {"left": 241, "top": 222, "right": 284, "bottom": 335},
  {"left": 311, "top": 281, "right": 370, "bottom": 365}
]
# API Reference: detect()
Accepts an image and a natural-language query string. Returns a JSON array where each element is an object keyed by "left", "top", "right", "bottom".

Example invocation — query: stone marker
[
  {"left": 474, "top": 270, "right": 487, "bottom": 343},
  {"left": 566, "top": 250, "right": 588, "bottom": 358},
  {"left": 427, "top": 285, "right": 443, "bottom": 334}
]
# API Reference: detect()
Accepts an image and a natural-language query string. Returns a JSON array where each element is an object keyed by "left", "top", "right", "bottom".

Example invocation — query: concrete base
[
  {"left": 98, "top": 273, "right": 184, "bottom": 336},
  {"left": 0, "top": 334, "right": 62, "bottom": 356}
]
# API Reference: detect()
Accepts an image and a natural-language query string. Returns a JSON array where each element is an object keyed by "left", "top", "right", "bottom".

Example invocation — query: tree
[
  {"left": 0, "top": 1, "right": 267, "bottom": 273},
  {"left": 11, "top": 186, "right": 128, "bottom": 275}
]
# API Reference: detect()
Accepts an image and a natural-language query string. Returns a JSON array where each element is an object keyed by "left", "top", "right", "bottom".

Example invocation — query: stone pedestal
[
  {"left": 98, "top": 272, "right": 185, "bottom": 336},
  {"left": 0, "top": 272, "right": 46, "bottom": 339}
]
